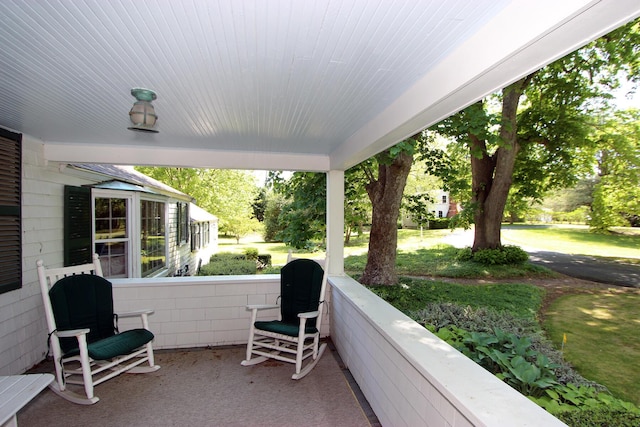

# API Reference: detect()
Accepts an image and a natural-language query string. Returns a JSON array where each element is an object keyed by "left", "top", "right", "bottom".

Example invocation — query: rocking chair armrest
[
  {"left": 118, "top": 309, "right": 155, "bottom": 318},
  {"left": 246, "top": 304, "right": 280, "bottom": 311},
  {"left": 298, "top": 311, "right": 319, "bottom": 319},
  {"left": 55, "top": 328, "right": 90, "bottom": 338}
]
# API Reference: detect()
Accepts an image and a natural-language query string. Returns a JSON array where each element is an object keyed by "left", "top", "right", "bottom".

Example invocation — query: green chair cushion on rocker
[
  {"left": 254, "top": 320, "right": 318, "bottom": 337},
  {"left": 49, "top": 274, "right": 154, "bottom": 360}
]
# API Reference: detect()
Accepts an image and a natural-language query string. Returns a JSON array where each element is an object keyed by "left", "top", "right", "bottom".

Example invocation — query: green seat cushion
[
  {"left": 49, "top": 274, "right": 116, "bottom": 354},
  {"left": 63, "top": 328, "right": 154, "bottom": 360},
  {"left": 254, "top": 320, "right": 318, "bottom": 337}
]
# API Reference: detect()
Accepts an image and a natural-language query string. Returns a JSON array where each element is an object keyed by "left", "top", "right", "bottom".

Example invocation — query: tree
[
  {"left": 270, "top": 172, "right": 327, "bottom": 249},
  {"left": 423, "top": 19, "right": 639, "bottom": 251},
  {"left": 135, "top": 167, "right": 260, "bottom": 240},
  {"left": 268, "top": 136, "right": 418, "bottom": 284},
  {"left": 251, "top": 187, "right": 268, "bottom": 222},
  {"left": 589, "top": 109, "right": 640, "bottom": 231},
  {"left": 358, "top": 137, "right": 417, "bottom": 285}
]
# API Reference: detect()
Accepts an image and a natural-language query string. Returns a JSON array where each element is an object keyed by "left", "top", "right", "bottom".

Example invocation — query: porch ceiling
[{"left": 1, "top": 1, "right": 639, "bottom": 172}]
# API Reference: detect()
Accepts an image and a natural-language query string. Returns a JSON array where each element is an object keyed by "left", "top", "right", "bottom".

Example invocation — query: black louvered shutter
[
  {"left": 64, "top": 185, "right": 92, "bottom": 266},
  {"left": 0, "top": 128, "right": 22, "bottom": 294}
]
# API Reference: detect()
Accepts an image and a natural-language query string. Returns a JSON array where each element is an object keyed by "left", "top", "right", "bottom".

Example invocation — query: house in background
[
  {"left": 57, "top": 163, "right": 217, "bottom": 278},
  {"left": 402, "top": 190, "right": 460, "bottom": 228},
  {"left": 189, "top": 203, "right": 219, "bottom": 274}
]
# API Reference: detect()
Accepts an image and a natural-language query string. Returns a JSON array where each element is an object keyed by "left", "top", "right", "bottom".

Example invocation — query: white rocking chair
[
  {"left": 241, "top": 257, "right": 328, "bottom": 379},
  {"left": 37, "top": 254, "right": 160, "bottom": 405}
]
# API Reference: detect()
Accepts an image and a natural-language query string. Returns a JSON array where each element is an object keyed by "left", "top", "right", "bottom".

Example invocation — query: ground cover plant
[{"left": 368, "top": 280, "right": 640, "bottom": 426}]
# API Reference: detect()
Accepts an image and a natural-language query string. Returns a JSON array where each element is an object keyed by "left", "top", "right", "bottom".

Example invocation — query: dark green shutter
[
  {"left": 64, "top": 185, "right": 92, "bottom": 266},
  {"left": 0, "top": 128, "right": 22, "bottom": 294}
]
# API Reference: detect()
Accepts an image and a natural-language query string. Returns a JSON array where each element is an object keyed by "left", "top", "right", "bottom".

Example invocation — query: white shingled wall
[
  {"left": 111, "top": 275, "right": 331, "bottom": 349},
  {"left": 1, "top": 136, "right": 97, "bottom": 375}
]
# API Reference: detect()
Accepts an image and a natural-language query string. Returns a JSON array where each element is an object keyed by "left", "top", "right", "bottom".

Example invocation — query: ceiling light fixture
[{"left": 128, "top": 88, "right": 159, "bottom": 133}]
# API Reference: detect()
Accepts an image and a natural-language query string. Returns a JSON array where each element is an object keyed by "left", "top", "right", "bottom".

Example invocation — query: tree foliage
[
  {"left": 421, "top": 18, "right": 640, "bottom": 249},
  {"left": 268, "top": 172, "right": 326, "bottom": 249},
  {"left": 589, "top": 109, "right": 640, "bottom": 231},
  {"left": 135, "top": 167, "right": 260, "bottom": 241}
]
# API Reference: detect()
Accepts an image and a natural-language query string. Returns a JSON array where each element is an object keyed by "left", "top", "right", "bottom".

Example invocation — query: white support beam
[
  {"left": 43, "top": 143, "right": 331, "bottom": 172},
  {"left": 326, "top": 170, "right": 345, "bottom": 275}
]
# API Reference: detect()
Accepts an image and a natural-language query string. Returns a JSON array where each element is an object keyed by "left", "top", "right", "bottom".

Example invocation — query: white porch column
[{"left": 326, "top": 170, "right": 344, "bottom": 275}]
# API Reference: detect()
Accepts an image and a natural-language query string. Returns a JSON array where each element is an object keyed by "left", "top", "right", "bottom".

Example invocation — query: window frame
[
  {"left": 140, "top": 198, "right": 167, "bottom": 277},
  {"left": 177, "top": 201, "right": 189, "bottom": 245},
  {"left": 92, "top": 190, "right": 134, "bottom": 278}
]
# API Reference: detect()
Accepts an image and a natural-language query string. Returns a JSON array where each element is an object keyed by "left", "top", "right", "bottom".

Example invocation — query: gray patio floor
[{"left": 19, "top": 343, "right": 379, "bottom": 427}]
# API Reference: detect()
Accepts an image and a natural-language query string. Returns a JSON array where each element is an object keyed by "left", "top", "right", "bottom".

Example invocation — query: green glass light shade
[{"left": 128, "top": 88, "right": 159, "bottom": 133}]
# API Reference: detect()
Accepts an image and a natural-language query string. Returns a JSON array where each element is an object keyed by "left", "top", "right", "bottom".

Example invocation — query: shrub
[
  {"left": 244, "top": 247, "right": 259, "bottom": 260},
  {"left": 428, "top": 218, "right": 450, "bottom": 229},
  {"left": 455, "top": 247, "right": 473, "bottom": 262},
  {"left": 433, "top": 326, "right": 559, "bottom": 397},
  {"left": 456, "top": 245, "right": 529, "bottom": 265},
  {"left": 556, "top": 406, "right": 640, "bottom": 427},
  {"left": 412, "top": 302, "right": 538, "bottom": 335},
  {"left": 197, "top": 252, "right": 256, "bottom": 275}
]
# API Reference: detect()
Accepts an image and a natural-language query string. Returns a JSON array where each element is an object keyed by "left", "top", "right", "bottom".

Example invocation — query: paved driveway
[
  {"left": 441, "top": 228, "right": 640, "bottom": 288},
  {"left": 527, "top": 250, "right": 640, "bottom": 288}
]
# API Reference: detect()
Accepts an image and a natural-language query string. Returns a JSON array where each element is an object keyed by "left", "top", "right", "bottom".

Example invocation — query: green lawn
[
  {"left": 544, "top": 290, "right": 640, "bottom": 406},
  {"left": 501, "top": 224, "right": 640, "bottom": 261}
]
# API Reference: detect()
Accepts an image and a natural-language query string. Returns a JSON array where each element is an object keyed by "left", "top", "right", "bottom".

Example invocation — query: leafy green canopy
[
  {"left": 135, "top": 167, "right": 260, "bottom": 240},
  {"left": 420, "top": 18, "right": 640, "bottom": 237}
]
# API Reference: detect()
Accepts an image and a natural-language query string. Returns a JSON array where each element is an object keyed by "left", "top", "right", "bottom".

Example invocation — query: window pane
[
  {"left": 96, "top": 242, "right": 128, "bottom": 278},
  {"left": 141, "top": 200, "right": 166, "bottom": 277},
  {"left": 94, "top": 197, "right": 129, "bottom": 278},
  {"left": 95, "top": 198, "right": 128, "bottom": 239}
]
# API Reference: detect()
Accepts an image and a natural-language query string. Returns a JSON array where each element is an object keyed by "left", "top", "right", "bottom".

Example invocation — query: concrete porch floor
[{"left": 19, "top": 342, "right": 379, "bottom": 427}]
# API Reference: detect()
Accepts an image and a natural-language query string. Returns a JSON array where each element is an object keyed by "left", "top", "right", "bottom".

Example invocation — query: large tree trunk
[
  {"left": 471, "top": 77, "right": 530, "bottom": 251},
  {"left": 360, "top": 150, "right": 413, "bottom": 285}
]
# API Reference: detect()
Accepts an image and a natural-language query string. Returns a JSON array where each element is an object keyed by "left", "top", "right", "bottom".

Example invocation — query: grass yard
[
  {"left": 544, "top": 289, "right": 640, "bottom": 406},
  {"left": 501, "top": 224, "right": 640, "bottom": 261}
]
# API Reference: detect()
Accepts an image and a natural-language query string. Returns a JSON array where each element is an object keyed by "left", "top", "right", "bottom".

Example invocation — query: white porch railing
[
  {"left": 111, "top": 274, "right": 566, "bottom": 427},
  {"left": 110, "top": 274, "right": 331, "bottom": 349},
  {"left": 329, "top": 275, "right": 567, "bottom": 427}
]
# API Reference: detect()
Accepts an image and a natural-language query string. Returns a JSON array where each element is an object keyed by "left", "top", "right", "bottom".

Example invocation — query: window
[
  {"left": 94, "top": 196, "right": 130, "bottom": 278},
  {"left": 438, "top": 211, "right": 444, "bottom": 218},
  {"left": 65, "top": 186, "right": 170, "bottom": 278},
  {"left": 191, "top": 222, "right": 211, "bottom": 251},
  {"left": 141, "top": 200, "right": 166, "bottom": 276},
  {"left": 191, "top": 223, "right": 200, "bottom": 252},
  {"left": 177, "top": 202, "right": 189, "bottom": 244},
  {"left": 0, "top": 128, "right": 21, "bottom": 294},
  {"left": 442, "top": 195, "right": 447, "bottom": 204}
]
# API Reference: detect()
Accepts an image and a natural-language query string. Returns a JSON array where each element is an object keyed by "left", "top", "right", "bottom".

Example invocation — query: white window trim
[{"left": 92, "top": 189, "right": 170, "bottom": 278}]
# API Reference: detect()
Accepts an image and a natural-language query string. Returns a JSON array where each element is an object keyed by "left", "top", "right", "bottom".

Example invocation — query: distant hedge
[{"left": 197, "top": 251, "right": 271, "bottom": 276}]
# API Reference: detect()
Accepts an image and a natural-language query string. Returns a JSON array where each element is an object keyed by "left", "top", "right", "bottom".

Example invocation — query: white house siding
[
  {"left": 402, "top": 190, "right": 453, "bottom": 228},
  {"left": 1, "top": 136, "right": 94, "bottom": 374}
]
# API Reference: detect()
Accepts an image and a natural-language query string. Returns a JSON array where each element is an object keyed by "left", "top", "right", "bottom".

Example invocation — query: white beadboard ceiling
[{"left": 1, "top": 1, "right": 639, "bottom": 171}]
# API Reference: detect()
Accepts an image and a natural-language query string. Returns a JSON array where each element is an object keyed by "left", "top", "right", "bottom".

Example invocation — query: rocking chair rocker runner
[
  {"left": 242, "top": 257, "right": 328, "bottom": 379},
  {"left": 37, "top": 254, "right": 160, "bottom": 405}
]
